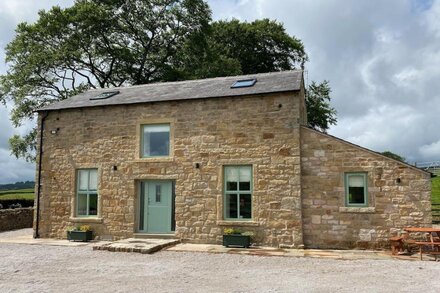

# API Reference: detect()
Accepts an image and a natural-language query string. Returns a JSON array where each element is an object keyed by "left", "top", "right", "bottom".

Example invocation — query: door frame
[{"left": 136, "top": 180, "right": 175, "bottom": 233}]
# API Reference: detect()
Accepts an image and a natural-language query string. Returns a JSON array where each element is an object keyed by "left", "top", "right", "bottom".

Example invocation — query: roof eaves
[{"left": 35, "top": 88, "right": 299, "bottom": 112}]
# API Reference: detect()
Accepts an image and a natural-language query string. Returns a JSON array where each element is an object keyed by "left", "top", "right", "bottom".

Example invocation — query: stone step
[
  {"left": 93, "top": 238, "right": 180, "bottom": 254},
  {"left": 133, "top": 233, "right": 177, "bottom": 239}
]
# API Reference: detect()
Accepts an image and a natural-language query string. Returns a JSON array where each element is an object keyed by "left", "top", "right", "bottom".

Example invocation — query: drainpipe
[{"left": 34, "top": 111, "right": 49, "bottom": 239}]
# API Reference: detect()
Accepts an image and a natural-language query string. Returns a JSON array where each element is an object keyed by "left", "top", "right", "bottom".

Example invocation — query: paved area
[
  {"left": 0, "top": 228, "right": 437, "bottom": 261},
  {"left": 169, "top": 243, "right": 440, "bottom": 261},
  {"left": 0, "top": 228, "right": 108, "bottom": 247},
  {"left": 169, "top": 243, "right": 391, "bottom": 260}
]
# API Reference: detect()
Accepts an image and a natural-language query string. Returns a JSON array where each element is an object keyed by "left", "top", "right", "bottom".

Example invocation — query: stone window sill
[
  {"left": 338, "top": 207, "right": 376, "bottom": 214},
  {"left": 69, "top": 217, "right": 103, "bottom": 223},
  {"left": 217, "top": 220, "right": 259, "bottom": 227}
]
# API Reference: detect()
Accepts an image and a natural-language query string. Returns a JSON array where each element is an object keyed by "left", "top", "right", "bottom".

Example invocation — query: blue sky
[{"left": 1, "top": 0, "right": 440, "bottom": 183}]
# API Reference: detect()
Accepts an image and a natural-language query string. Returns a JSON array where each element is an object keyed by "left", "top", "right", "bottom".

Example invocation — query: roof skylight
[
  {"left": 90, "top": 91, "right": 120, "bottom": 100},
  {"left": 231, "top": 79, "right": 257, "bottom": 89}
]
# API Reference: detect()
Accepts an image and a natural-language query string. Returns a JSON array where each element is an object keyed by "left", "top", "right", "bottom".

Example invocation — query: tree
[
  {"left": 1, "top": 1, "right": 333, "bottom": 161},
  {"left": 305, "top": 80, "right": 337, "bottom": 132},
  {"left": 163, "top": 18, "right": 308, "bottom": 80},
  {"left": 1, "top": 0, "right": 211, "bottom": 161},
  {"left": 380, "top": 151, "right": 406, "bottom": 162}
]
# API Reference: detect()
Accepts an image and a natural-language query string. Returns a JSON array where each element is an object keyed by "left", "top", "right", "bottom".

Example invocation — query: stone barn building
[{"left": 34, "top": 70, "right": 432, "bottom": 249}]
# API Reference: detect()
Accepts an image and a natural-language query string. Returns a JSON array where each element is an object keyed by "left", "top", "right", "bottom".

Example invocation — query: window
[
  {"left": 142, "top": 124, "right": 170, "bottom": 157},
  {"left": 224, "top": 166, "right": 252, "bottom": 220},
  {"left": 77, "top": 169, "right": 98, "bottom": 216},
  {"left": 89, "top": 91, "right": 119, "bottom": 100},
  {"left": 345, "top": 173, "right": 368, "bottom": 207},
  {"left": 231, "top": 79, "right": 257, "bottom": 88}
]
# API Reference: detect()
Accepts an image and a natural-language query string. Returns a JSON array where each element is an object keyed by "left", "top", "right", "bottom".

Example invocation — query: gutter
[{"left": 34, "top": 111, "right": 49, "bottom": 239}]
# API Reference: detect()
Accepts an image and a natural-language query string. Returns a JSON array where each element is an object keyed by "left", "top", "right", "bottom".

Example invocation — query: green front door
[{"left": 138, "top": 180, "right": 174, "bottom": 233}]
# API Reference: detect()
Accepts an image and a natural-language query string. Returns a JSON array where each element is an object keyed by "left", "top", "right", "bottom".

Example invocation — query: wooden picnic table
[
  {"left": 403, "top": 227, "right": 440, "bottom": 233},
  {"left": 403, "top": 227, "right": 440, "bottom": 260}
]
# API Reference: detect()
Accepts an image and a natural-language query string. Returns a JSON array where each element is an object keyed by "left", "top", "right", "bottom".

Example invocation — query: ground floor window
[
  {"left": 77, "top": 169, "right": 98, "bottom": 216},
  {"left": 345, "top": 172, "right": 367, "bottom": 206},
  {"left": 224, "top": 165, "right": 252, "bottom": 220}
]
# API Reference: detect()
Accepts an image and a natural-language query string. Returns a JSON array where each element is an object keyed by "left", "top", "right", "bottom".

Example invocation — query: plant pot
[
  {"left": 223, "top": 234, "right": 251, "bottom": 248},
  {"left": 67, "top": 230, "right": 93, "bottom": 242}
]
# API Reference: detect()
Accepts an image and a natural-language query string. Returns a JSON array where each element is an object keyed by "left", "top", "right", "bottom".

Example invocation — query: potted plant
[
  {"left": 67, "top": 225, "right": 93, "bottom": 242},
  {"left": 222, "top": 228, "right": 253, "bottom": 248}
]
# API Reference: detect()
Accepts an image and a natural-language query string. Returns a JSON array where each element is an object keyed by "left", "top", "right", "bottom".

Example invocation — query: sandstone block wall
[
  {"left": 300, "top": 127, "right": 432, "bottom": 249},
  {"left": 0, "top": 208, "right": 34, "bottom": 232},
  {"left": 36, "top": 92, "right": 304, "bottom": 247}
]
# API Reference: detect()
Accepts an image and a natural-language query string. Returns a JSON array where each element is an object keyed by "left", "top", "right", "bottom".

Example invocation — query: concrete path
[
  {"left": 167, "top": 243, "right": 394, "bottom": 260},
  {"left": 0, "top": 228, "right": 106, "bottom": 247}
]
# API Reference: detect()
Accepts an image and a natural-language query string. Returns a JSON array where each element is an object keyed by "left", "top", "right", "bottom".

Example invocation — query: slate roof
[{"left": 38, "top": 70, "right": 303, "bottom": 111}]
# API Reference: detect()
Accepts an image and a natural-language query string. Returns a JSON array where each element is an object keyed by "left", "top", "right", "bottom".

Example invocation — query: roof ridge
[{"left": 87, "top": 70, "right": 304, "bottom": 92}]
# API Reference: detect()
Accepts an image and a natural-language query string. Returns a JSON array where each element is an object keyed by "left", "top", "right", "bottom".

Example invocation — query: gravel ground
[{"left": 1, "top": 230, "right": 440, "bottom": 292}]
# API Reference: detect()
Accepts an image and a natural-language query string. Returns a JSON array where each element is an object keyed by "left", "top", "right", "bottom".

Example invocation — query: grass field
[
  {"left": 0, "top": 188, "right": 34, "bottom": 200},
  {"left": 432, "top": 176, "right": 440, "bottom": 203}
]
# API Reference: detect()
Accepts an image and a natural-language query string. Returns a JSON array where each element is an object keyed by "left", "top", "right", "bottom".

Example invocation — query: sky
[{"left": 0, "top": 0, "right": 439, "bottom": 183}]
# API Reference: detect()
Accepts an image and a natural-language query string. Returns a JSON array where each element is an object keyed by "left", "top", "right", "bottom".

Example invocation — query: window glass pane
[
  {"left": 225, "top": 194, "right": 238, "bottom": 218},
  {"left": 155, "top": 185, "right": 161, "bottom": 203},
  {"left": 143, "top": 124, "right": 170, "bottom": 157},
  {"left": 225, "top": 167, "right": 239, "bottom": 182},
  {"left": 348, "top": 187, "right": 365, "bottom": 204},
  {"left": 239, "top": 167, "right": 251, "bottom": 182},
  {"left": 348, "top": 175, "right": 364, "bottom": 187},
  {"left": 89, "top": 169, "right": 98, "bottom": 190},
  {"left": 78, "top": 170, "right": 88, "bottom": 191},
  {"left": 77, "top": 193, "right": 88, "bottom": 215},
  {"left": 239, "top": 182, "right": 250, "bottom": 191},
  {"left": 239, "top": 194, "right": 252, "bottom": 219},
  {"left": 227, "top": 181, "right": 237, "bottom": 191},
  {"left": 89, "top": 193, "right": 98, "bottom": 215},
  {"left": 149, "top": 132, "right": 170, "bottom": 156}
]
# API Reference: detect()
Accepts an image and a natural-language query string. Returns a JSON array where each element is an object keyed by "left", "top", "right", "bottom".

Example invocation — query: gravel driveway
[{"left": 1, "top": 231, "right": 440, "bottom": 292}]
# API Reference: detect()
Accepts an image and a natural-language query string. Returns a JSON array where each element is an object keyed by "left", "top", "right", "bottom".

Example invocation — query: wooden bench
[
  {"left": 414, "top": 242, "right": 440, "bottom": 260},
  {"left": 390, "top": 236, "right": 404, "bottom": 255}
]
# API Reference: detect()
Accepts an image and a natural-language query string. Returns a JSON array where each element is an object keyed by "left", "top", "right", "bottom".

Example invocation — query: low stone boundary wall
[{"left": 0, "top": 207, "right": 34, "bottom": 232}]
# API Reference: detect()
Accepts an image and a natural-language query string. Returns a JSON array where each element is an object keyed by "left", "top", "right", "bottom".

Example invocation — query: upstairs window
[
  {"left": 345, "top": 173, "right": 368, "bottom": 207},
  {"left": 231, "top": 79, "right": 257, "bottom": 88},
  {"left": 142, "top": 124, "right": 170, "bottom": 157},
  {"left": 77, "top": 169, "right": 98, "bottom": 216},
  {"left": 224, "top": 166, "right": 252, "bottom": 220},
  {"left": 89, "top": 91, "right": 119, "bottom": 100}
]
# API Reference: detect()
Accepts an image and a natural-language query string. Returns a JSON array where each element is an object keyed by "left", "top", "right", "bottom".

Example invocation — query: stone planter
[
  {"left": 223, "top": 234, "right": 250, "bottom": 248},
  {"left": 67, "top": 230, "right": 93, "bottom": 242}
]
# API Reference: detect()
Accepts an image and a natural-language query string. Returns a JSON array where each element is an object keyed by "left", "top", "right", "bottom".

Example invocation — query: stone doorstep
[{"left": 93, "top": 238, "right": 180, "bottom": 254}]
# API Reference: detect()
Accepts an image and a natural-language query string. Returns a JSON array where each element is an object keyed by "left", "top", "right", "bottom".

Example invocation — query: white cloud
[
  {"left": 207, "top": 0, "right": 440, "bottom": 162},
  {"left": 420, "top": 140, "right": 440, "bottom": 159}
]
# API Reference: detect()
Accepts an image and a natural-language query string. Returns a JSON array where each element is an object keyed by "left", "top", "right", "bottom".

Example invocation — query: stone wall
[
  {"left": 0, "top": 208, "right": 34, "bottom": 232},
  {"left": 36, "top": 91, "right": 304, "bottom": 247},
  {"left": 300, "top": 127, "right": 432, "bottom": 249}
]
